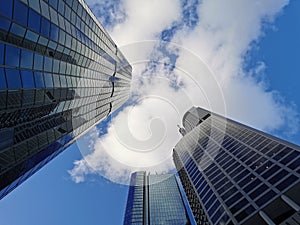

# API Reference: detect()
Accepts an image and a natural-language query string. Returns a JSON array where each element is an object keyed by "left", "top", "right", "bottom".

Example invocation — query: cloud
[{"left": 69, "top": 0, "right": 299, "bottom": 184}]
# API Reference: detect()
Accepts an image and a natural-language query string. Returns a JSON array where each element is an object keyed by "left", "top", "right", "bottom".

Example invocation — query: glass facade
[
  {"left": 0, "top": 0, "right": 131, "bottom": 199},
  {"left": 123, "top": 172, "right": 192, "bottom": 225},
  {"left": 173, "top": 107, "right": 300, "bottom": 225}
]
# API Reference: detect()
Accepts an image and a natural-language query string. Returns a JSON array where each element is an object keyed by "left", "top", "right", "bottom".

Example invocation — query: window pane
[
  {"left": 50, "top": 23, "right": 59, "bottom": 42},
  {"left": 28, "top": 8, "right": 41, "bottom": 33},
  {"left": 28, "top": 0, "right": 40, "bottom": 13},
  {"left": 0, "top": 0, "right": 13, "bottom": 18},
  {"left": 0, "top": 43, "right": 4, "bottom": 65},
  {"left": 5, "top": 45, "right": 20, "bottom": 67},
  {"left": 0, "top": 68, "right": 6, "bottom": 88},
  {"left": 0, "top": 16, "right": 11, "bottom": 31},
  {"left": 49, "top": 0, "right": 58, "bottom": 9},
  {"left": 21, "top": 49, "right": 34, "bottom": 69},
  {"left": 13, "top": 0, "right": 28, "bottom": 26},
  {"left": 40, "top": 1, "right": 50, "bottom": 19},
  {"left": 25, "top": 30, "right": 39, "bottom": 42},
  {"left": 52, "top": 74, "right": 60, "bottom": 87},
  {"left": 60, "top": 75, "right": 66, "bottom": 87},
  {"left": 21, "top": 70, "right": 34, "bottom": 88},
  {"left": 44, "top": 56, "right": 52, "bottom": 72},
  {"left": 34, "top": 54, "right": 43, "bottom": 70},
  {"left": 44, "top": 73, "right": 53, "bottom": 88},
  {"left": 10, "top": 23, "right": 26, "bottom": 38},
  {"left": 34, "top": 72, "right": 44, "bottom": 88},
  {"left": 41, "top": 17, "right": 50, "bottom": 37},
  {"left": 6, "top": 69, "right": 21, "bottom": 88}
]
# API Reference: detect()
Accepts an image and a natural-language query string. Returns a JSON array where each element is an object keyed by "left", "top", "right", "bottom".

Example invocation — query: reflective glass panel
[
  {"left": 0, "top": 0, "right": 13, "bottom": 18},
  {"left": 20, "top": 49, "right": 34, "bottom": 69},
  {"left": 5, "top": 45, "right": 20, "bottom": 67},
  {"left": 0, "top": 68, "right": 6, "bottom": 88},
  {"left": 6, "top": 68, "right": 22, "bottom": 88},
  {"left": 44, "top": 73, "right": 53, "bottom": 88},
  {"left": 10, "top": 23, "right": 26, "bottom": 38},
  {"left": 0, "top": 43, "right": 3, "bottom": 65},
  {"left": 0, "top": 16, "right": 11, "bottom": 31},
  {"left": 34, "top": 54, "right": 43, "bottom": 70},
  {"left": 21, "top": 70, "right": 34, "bottom": 88},
  {"left": 41, "top": 17, "right": 50, "bottom": 37},
  {"left": 13, "top": 0, "right": 28, "bottom": 26},
  {"left": 34, "top": 72, "right": 44, "bottom": 88},
  {"left": 28, "top": 8, "right": 41, "bottom": 33}
]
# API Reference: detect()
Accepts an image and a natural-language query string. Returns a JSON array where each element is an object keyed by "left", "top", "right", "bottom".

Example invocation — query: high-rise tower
[
  {"left": 0, "top": 0, "right": 131, "bottom": 199},
  {"left": 173, "top": 107, "right": 300, "bottom": 225},
  {"left": 123, "top": 172, "right": 194, "bottom": 225}
]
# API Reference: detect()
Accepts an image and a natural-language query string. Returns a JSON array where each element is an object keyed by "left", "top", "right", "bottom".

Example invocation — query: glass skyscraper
[
  {"left": 123, "top": 171, "right": 193, "bottom": 225},
  {"left": 173, "top": 107, "right": 300, "bottom": 225},
  {"left": 0, "top": 0, "right": 131, "bottom": 199}
]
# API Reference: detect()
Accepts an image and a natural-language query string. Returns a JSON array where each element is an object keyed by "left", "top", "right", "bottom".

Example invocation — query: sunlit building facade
[
  {"left": 173, "top": 107, "right": 300, "bottom": 225},
  {"left": 0, "top": 0, "right": 131, "bottom": 199},
  {"left": 123, "top": 171, "right": 193, "bottom": 225}
]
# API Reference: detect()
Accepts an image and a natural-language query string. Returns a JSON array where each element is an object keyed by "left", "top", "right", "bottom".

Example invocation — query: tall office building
[
  {"left": 173, "top": 107, "right": 300, "bottom": 225},
  {"left": 123, "top": 171, "right": 193, "bottom": 225},
  {"left": 0, "top": 0, "right": 131, "bottom": 199}
]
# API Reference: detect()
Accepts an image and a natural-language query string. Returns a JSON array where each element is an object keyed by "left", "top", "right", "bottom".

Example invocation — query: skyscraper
[
  {"left": 0, "top": 0, "right": 131, "bottom": 199},
  {"left": 173, "top": 107, "right": 300, "bottom": 225},
  {"left": 123, "top": 171, "right": 194, "bottom": 225}
]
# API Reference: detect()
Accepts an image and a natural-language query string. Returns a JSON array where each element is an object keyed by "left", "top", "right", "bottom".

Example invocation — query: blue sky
[{"left": 1, "top": 1, "right": 300, "bottom": 225}]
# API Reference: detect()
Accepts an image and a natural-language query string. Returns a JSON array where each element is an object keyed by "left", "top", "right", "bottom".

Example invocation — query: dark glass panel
[
  {"left": 13, "top": 0, "right": 28, "bottom": 26},
  {"left": 288, "top": 157, "right": 300, "bottom": 170},
  {"left": 5, "top": 45, "right": 20, "bottom": 67},
  {"left": 280, "top": 151, "right": 299, "bottom": 165},
  {"left": 0, "top": 0, "right": 13, "bottom": 18},
  {"left": 230, "top": 198, "right": 249, "bottom": 215},
  {"left": 238, "top": 174, "right": 254, "bottom": 188},
  {"left": 255, "top": 190, "right": 276, "bottom": 207},
  {"left": 249, "top": 184, "right": 268, "bottom": 199},
  {"left": 21, "top": 70, "right": 34, "bottom": 88},
  {"left": 0, "top": 43, "right": 3, "bottom": 65},
  {"left": 268, "top": 170, "right": 289, "bottom": 185},
  {"left": 261, "top": 164, "right": 280, "bottom": 179},
  {"left": 243, "top": 178, "right": 261, "bottom": 193},
  {"left": 28, "top": 8, "right": 40, "bottom": 33},
  {"left": 235, "top": 205, "right": 255, "bottom": 222},
  {"left": 276, "top": 175, "right": 298, "bottom": 191},
  {"left": 41, "top": 17, "right": 50, "bottom": 37},
  {"left": 225, "top": 192, "right": 243, "bottom": 207},
  {"left": 6, "top": 68, "right": 21, "bottom": 88},
  {"left": 0, "top": 68, "right": 6, "bottom": 88},
  {"left": 221, "top": 186, "right": 237, "bottom": 201},
  {"left": 0, "top": 16, "right": 11, "bottom": 31}
]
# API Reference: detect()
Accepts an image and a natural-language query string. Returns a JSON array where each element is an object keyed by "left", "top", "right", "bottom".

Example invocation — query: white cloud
[{"left": 69, "top": 0, "right": 299, "bottom": 184}]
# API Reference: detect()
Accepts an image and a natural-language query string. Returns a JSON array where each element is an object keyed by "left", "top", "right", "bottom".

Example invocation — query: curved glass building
[
  {"left": 0, "top": 0, "right": 131, "bottom": 199},
  {"left": 173, "top": 107, "right": 300, "bottom": 225}
]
